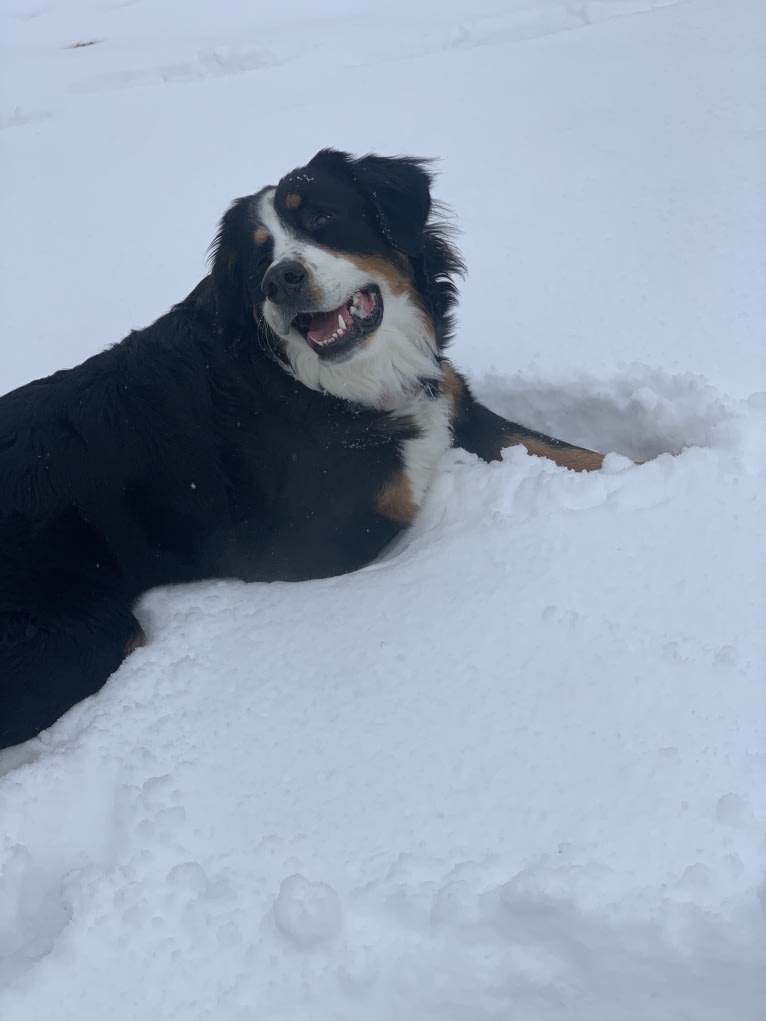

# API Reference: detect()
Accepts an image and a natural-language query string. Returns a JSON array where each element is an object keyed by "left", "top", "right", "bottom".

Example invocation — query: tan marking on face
[
  {"left": 285, "top": 193, "right": 302, "bottom": 210},
  {"left": 254, "top": 227, "right": 270, "bottom": 246},
  {"left": 439, "top": 361, "right": 466, "bottom": 423},
  {"left": 344, "top": 252, "right": 437, "bottom": 350},
  {"left": 347, "top": 252, "right": 413, "bottom": 297},
  {"left": 505, "top": 434, "right": 605, "bottom": 472},
  {"left": 376, "top": 472, "right": 419, "bottom": 526},
  {"left": 124, "top": 628, "right": 147, "bottom": 658}
]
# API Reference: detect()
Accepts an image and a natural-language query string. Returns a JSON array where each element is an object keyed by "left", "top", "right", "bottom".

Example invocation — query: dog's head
[{"left": 211, "top": 149, "right": 464, "bottom": 409}]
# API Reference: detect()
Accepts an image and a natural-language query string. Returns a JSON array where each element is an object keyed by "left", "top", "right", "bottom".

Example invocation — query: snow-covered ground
[{"left": 1, "top": 0, "right": 765, "bottom": 1017}]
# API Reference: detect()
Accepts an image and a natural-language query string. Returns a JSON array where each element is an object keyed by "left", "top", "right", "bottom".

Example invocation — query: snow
[{"left": 1, "top": 0, "right": 765, "bottom": 1018}]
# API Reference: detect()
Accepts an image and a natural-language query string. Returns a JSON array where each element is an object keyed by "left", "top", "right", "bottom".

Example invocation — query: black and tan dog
[{"left": 0, "top": 148, "right": 604, "bottom": 748}]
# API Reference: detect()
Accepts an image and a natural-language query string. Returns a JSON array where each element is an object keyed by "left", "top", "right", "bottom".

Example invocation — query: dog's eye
[{"left": 305, "top": 212, "right": 334, "bottom": 231}]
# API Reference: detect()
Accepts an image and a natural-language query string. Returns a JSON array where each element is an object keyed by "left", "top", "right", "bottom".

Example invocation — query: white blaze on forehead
[{"left": 257, "top": 189, "right": 296, "bottom": 263}]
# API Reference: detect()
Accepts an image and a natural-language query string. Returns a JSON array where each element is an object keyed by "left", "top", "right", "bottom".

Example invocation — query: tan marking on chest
[
  {"left": 124, "top": 628, "right": 147, "bottom": 658},
  {"left": 376, "top": 472, "right": 419, "bottom": 526}
]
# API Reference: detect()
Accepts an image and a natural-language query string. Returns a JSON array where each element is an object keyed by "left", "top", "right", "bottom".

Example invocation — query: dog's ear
[
  {"left": 351, "top": 154, "right": 433, "bottom": 256},
  {"left": 306, "top": 149, "right": 433, "bottom": 256},
  {"left": 210, "top": 198, "right": 251, "bottom": 345}
]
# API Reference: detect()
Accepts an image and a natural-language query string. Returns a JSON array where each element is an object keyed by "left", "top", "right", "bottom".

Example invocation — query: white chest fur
[{"left": 375, "top": 392, "right": 452, "bottom": 526}]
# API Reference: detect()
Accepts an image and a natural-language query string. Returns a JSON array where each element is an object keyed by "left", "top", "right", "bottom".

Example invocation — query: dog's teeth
[{"left": 313, "top": 315, "right": 351, "bottom": 349}]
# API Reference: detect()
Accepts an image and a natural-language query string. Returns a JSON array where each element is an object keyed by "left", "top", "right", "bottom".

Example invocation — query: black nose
[{"left": 262, "top": 259, "right": 307, "bottom": 305}]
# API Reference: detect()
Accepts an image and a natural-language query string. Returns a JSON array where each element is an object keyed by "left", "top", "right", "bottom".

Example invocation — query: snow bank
[{"left": 1, "top": 0, "right": 764, "bottom": 1018}]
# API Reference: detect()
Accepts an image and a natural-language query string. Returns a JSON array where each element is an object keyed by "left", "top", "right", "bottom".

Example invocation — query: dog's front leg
[{"left": 440, "top": 362, "right": 605, "bottom": 471}]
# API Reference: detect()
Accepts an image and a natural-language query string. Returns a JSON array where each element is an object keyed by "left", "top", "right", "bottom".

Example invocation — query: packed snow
[{"left": 1, "top": 0, "right": 764, "bottom": 1018}]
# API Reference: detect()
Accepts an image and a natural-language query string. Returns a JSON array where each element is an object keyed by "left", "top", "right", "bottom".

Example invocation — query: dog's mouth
[{"left": 291, "top": 285, "right": 383, "bottom": 360}]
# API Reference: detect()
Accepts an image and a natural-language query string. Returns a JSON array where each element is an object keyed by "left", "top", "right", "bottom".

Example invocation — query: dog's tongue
[{"left": 307, "top": 303, "right": 352, "bottom": 345}]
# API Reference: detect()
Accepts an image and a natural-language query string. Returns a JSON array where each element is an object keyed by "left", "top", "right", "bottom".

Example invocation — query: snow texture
[{"left": 1, "top": 0, "right": 765, "bottom": 1018}]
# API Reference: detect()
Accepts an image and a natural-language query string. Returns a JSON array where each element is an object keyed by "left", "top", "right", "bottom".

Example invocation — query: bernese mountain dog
[{"left": 0, "top": 148, "right": 604, "bottom": 749}]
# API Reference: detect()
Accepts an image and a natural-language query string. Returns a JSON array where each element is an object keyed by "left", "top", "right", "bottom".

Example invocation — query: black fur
[
  {"left": 0, "top": 150, "right": 464, "bottom": 749},
  {"left": 0, "top": 148, "right": 600, "bottom": 749}
]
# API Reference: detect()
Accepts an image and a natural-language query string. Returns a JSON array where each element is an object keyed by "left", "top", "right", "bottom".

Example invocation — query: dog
[{"left": 0, "top": 148, "right": 604, "bottom": 749}]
